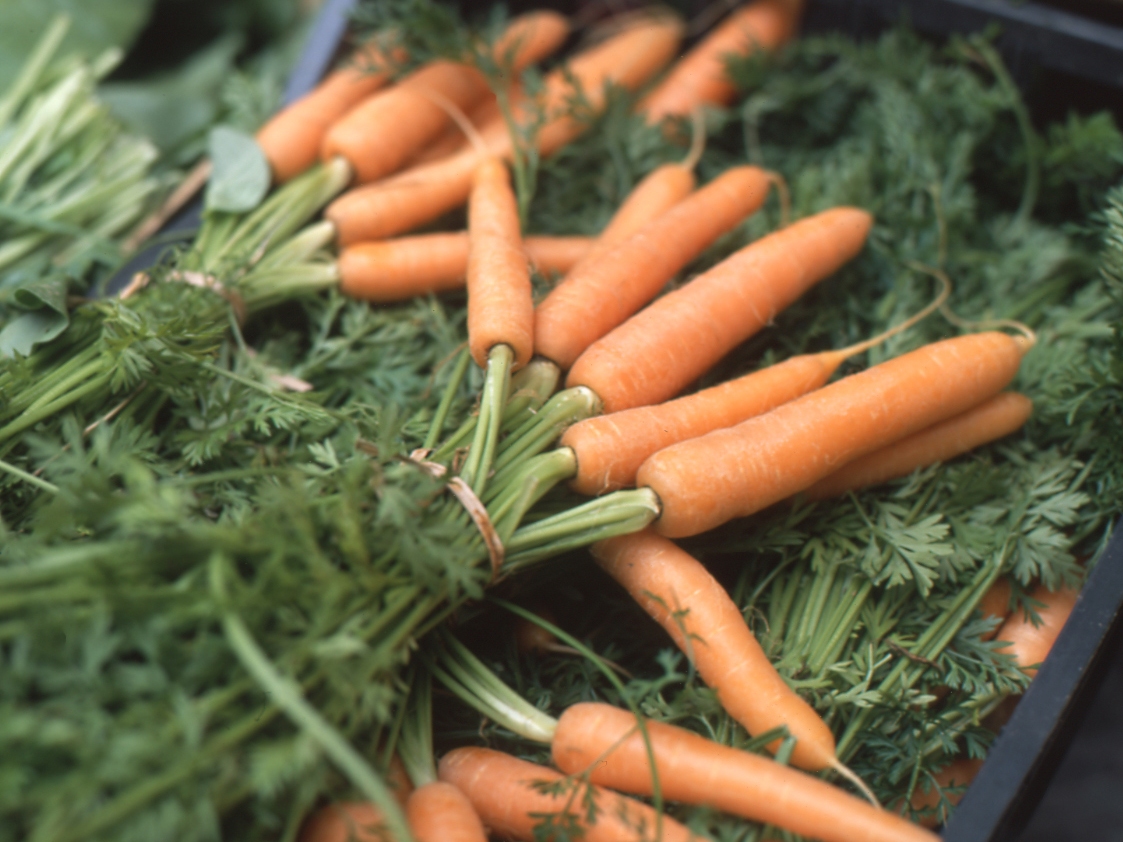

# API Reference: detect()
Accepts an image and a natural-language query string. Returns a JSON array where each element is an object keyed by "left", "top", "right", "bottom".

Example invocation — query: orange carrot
[
  {"left": 257, "top": 39, "right": 399, "bottom": 183},
  {"left": 466, "top": 157, "right": 533, "bottom": 369},
  {"left": 804, "top": 392, "right": 1033, "bottom": 499},
  {"left": 594, "top": 528, "right": 848, "bottom": 777},
  {"left": 994, "top": 583, "right": 1079, "bottom": 677},
  {"left": 978, "top": 578, "right": 1013, "bottom": 640},
  {"left": 406, "top": 781, "right": 488, "bottom": 842},
  {"left": 908, "top": 757, "right": 983, "bottom": 829},
  {"left": 550, "top": 702, "right": 939, "bottom": 842},
  {"left": 409, "top": 90, "right": 509, "bottom": 165},
  {"left": 339, "top": 233, "right": 592, "bottom": 302},
  {"left": 638, "top": 331, "right": 1031, "bottom": 537},
  {"left": 321, "top": 12, "right": 568, "bottom": 184},
  {"left": 560, "top": 276, "right": 949, "bottom": 495},
  {"left": 325, "top": 17, "right": 684, "bottom": 245},
  {"left": 299, "top": 803, "right": 390, "bottom": 842},
  {"left": 298, "top": 755, "right": 414, "bottom": 842},
  {"left": 562, "top": 353, "right": 842, "bottom": 495},
  {"left": 640, "top": 0, "right": 804, "bottom": 123},
  {"left": 565, "top": 111, "right": 707, "bottom": 278},
  {"left": 438, "top": 746, "right": 702, "bottom": 842},
  {"left": 535, "top": 165, "right": 773, "bottom": 369},
  {"left": 566, "top": 206, "right": 872, "bottom": 412}
]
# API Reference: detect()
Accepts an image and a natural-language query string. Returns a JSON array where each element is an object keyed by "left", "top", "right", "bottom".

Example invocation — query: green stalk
[
  {"left": 0, "top": 457, "right": 58, "bottom": 492},
  {"left": 424, "top": 348, "right": 473, "bottom": 451},
  {"left": 488, "top": 387, "right": 600, "bottom": 488},
  {"left": 488, "top": 448, "right": 578, "bottom": 540},
  {"left": 397, "top": 666, "right": 439, "bottom": 788},
  {"left": 503, "top": 488, "right": 661, "bottom": 571},
  {"left": 211, "top": 555, "right": 415, "bottom": 842},
  {"left": 459, "top": 344, "right": 512, "bottom": 496},
  {"left": 0, "top": 14, "right": 68, "bottom": 127}
]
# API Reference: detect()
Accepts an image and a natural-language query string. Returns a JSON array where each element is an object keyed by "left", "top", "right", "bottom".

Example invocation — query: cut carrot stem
[
  {"left": 321, "top": 12, "right": 568, "bottom": 184},
  {"left": 550, "top": 702, "right": 939, "bottom": 842},
  {"left": 324, "top": 16, "right": 684, "bottom": 244},
  {"left": 405, "top": 781, "right": 488, "bottom": 842},
  {"left": 257, "top": 38, "right": 398, "bottom": 184},
  {"left": 804, "top": 391, "right": 1033, "bottom": 499},
  {"left": 438, "top": 746, "right": 702, "bottom": 842},
  {"left": 640, "top": 0, "right": 804, "bottom": 123},
  {"left": 593, "top": 528, "right": 843, "bottom": 774},
  {"left": 536, "top": 165, "right": 773, "bottom": 369},
  {"left": 639, "top": 331, "right": 1031, "bottom": 538},
  {"left": 339, "top": 233, "right": 592, "bottom": 302},
  {"left": 567, "top": 206, "right": 873, "bottom": 412}
]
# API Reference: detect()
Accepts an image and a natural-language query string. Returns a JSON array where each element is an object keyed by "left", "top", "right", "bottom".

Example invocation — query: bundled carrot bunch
[{"left": 1, "top": 0, "right": 1114, "bottom": 839}]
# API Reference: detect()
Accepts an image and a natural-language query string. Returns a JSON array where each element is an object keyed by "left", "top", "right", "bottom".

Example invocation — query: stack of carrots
[{"left": 240, "top": 1, "right": 1077, "bottom": 840}]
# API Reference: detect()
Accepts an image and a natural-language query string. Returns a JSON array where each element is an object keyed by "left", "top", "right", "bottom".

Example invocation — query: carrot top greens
[{"left": 1, "top": 4, "right": 1123, "bottom": 840}]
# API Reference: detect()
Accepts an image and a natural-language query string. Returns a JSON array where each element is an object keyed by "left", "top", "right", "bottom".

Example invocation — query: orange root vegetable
[
  {"left": 804, "top": 391, "right": 1033, "bottom": 499},
  {"left": 550, "top": 702, "right": 939, "bottom": 842},
  {"left": 257, "top": 39, "right": 398, "bottom": 183},
  {"left": 321, "top": 60, "right": 491, "bottom": 183},
  {"left": 593, "top": 528, "right": 842, "bottom": 774},
  {"left": 338, "top": 233, "right": 591, "bottom": 302},
  {"left": 978, "top": 578, "right": 1013, "bottom": 640},
  {"left": 299, "top": 803, "right": 391, "bottom": 842},
  {"left": 409, "top": 91, "right": 508, "bottom": 165},
  {"left": 562, "top": 352, "right": 841, "bottom": 495},
  {"left": 439, "top": 746, "right": 702, "bottom": 842},
  {"left": 640, "top": 0, "right": 804, "bottom": 123},
  {"left": 536, "top": 165, "right": 772, "bottom": 368},
  {"left": 567, "top": 206, "right": 873, "bottom": 412},
  {"left": 638, "top": 331, "right": 1030, "bottom": 537},
  {"left": 406, "top": 781, "right": 488, "bottom": 842},
  {"left": 325, "top": 17, "right": 683, "bottom": 245},
  {"left": 994, "top": 583, "right": 1079, "bottom": 677},
  {"left": 321, "top": 12, "right": 568, "bottom": 184},
  {"left": 467, "top": 157, "right": 533, "bottom": 369},
  {"left": 908, "top": 757, "right": 983, "bottom": 829}
]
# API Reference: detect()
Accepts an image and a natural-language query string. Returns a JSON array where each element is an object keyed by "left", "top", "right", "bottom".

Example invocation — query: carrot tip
[{"left": 830, "top": 758, "right": 881, "bottom": 808}]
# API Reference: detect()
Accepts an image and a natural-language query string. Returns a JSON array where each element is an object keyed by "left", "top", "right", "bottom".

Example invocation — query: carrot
[
  {"left": 409, "top": 91, "right": 509, "bottom": 165},
  {"left": 535, "top": 165, "right": 773, "bottom": 369},
  {"left": 438, "top": 746, "right": 702, "bottom": 842},
  {"left": 565, "top": 110, "right": 708, "bottom": 277},
  {"left": 405, "top": 781, "right": 488, "bottom": 842},
  {"left": 321, "top": 12, "right": 568, "bottom": 184},
  {"left": 299, "top": 755, "right": 414, "bottom": 842},
  {"left": 550, "top": 702, "right": 939, "bottom": 842},
  {"left": 466, "top": 157, "right": 533, "bottom": 370},
  {"left": 325, "top": 17, "right": 683, "bottom": 245},
  {"left": 559, "top": 273, "right": 949, "bottom": 495},
  {"left": 257, "top": 39, "right": 399, "bottom": 183},
  {"left": 977, "top": 577, "right": 1013, "bottom": 640},
  {"left": 804, "top": 392, "right": 1033, "bottom": 499},
  {"left": 566, "top": 206, "right": 872, "bottom": 412},
  {"left": 594, "top": 528, "right": 855, "bottom": 780},
  {"left": 561, "top": 353, "right": 847, "bottom": 496},
  {"left": 638, "top": 330, "right": 1031, "bottom": 537},
  {"left": 339, "top": 233, "right": 592, "bottom": 302},
  {"left": 299, "top": 802, "right": 391, "bottom": 842},
  {"left": 640, "top": 0, "right": 804, "bottom": 123},
  {"left": 994, "top": 583, "right": 1079, "bottom": 677},
  {"left": 908, "top": 756, "right": 983, "bottom": 829}
]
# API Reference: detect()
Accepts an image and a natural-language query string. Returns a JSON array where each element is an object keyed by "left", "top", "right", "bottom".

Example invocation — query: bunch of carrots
[
  {"left": 1, "top": 0, "right": 1083, "bottom": 839},
  {"left": 190, "top": 1, "right": 1088, "bottom": 841}
]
